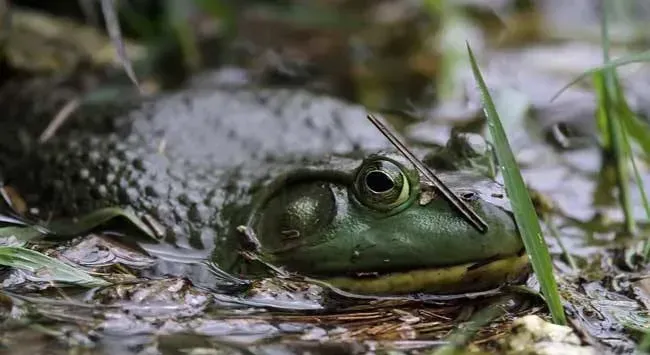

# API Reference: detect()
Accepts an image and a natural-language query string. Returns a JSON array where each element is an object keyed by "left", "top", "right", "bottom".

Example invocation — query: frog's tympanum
[{"left": 0, "top": 81, "right": 529, "bottom": 295}]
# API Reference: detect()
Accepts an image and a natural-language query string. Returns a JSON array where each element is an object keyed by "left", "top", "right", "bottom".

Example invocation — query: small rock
[{"left": 503, "top": 315, "right": 596, "bottom": 355}]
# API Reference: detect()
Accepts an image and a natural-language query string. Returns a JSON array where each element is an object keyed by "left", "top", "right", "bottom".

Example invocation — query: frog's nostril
[{"left": 460, "top": 191, "right": 477, "bottom": 201}]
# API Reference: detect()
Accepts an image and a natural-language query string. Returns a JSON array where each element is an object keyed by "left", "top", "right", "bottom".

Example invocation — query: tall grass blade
[
  {"left": 546, "top": 219, "right": 578, "bottom": 273},
  {"left": 597, "top": 0, "right": 636, "bottom": 234},
  {"left": 631, "top": 133, "right": 650, "bottom": 257},
  {"left": 0, "top": 246, "right": 108, "bottom": 287},
  {"left": 613, "top": 76, "right": 650, "bottom": 157},
  {"left": 46, "top": 207, "right": 157, "bottom": 239},
  {"left": 466, "top": 43, "right": 566, "bottom": 325},
  {"left": 0, "top": 207, "right": 158, "bottom": 242},
  {"left": 0, "top": 226, "right": 42, "bottom": 244},
  {"left": 551, "top": 49, "right": 650, "bottom": 102}
]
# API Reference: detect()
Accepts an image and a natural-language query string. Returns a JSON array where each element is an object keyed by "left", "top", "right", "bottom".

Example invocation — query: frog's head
[{"left": 243, "top": 151, "right": 528, "bottom": 295}]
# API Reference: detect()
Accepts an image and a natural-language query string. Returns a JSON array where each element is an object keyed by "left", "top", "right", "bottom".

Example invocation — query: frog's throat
[{"left": 322, "top": 252, "right": 530, "bottom": 295}]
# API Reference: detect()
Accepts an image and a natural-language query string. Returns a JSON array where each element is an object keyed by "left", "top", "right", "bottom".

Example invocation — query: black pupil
[{"left": 365, "top": 171, "right": 394, "bottom": 193}]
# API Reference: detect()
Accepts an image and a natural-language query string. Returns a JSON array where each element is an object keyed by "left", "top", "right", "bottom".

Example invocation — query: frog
[{"left": 0, "top": 74, "right": 529, "bottom": 295}]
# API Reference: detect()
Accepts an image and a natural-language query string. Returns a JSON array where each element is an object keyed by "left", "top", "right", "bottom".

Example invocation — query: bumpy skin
[
  {"left": 0, "top": 78, "right": 389, "bottom": 262},
  {"left": 0, "top": 77, "right": 526, "bottom": 293}
]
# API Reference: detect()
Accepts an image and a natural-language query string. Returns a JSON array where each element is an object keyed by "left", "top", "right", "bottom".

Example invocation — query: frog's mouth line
[{"left": 322, "top": 252, "right": 530, "bottom": 295}]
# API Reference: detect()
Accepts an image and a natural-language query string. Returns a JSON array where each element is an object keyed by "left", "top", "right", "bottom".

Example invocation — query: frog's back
[
  {"left": 115, "top": 88, "right": 387, "bottom": 167},
  {"left": 0, "top": 79, "right": 388, "bottom": 265},
  {"left": 0, "top": 78, "right": 386, "bottom": 166}
]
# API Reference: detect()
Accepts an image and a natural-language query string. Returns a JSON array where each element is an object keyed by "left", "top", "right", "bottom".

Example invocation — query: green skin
[{"left": 0, "top": 78, "right": 527, "bottom": 294}]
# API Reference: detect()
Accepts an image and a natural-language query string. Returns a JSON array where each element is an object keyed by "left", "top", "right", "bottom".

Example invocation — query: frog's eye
[{"left": 354, "top": 158, "right": 412, "bottom": 211}]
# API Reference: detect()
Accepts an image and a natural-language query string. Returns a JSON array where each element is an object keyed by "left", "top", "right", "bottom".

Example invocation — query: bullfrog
[{"left": 0, "top": 76, "right": 528, "bottom": 295}]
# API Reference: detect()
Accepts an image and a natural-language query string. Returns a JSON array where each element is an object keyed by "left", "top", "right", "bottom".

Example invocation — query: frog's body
[{"left": 0, "top": 77, "right": 528, "bottom": 294}]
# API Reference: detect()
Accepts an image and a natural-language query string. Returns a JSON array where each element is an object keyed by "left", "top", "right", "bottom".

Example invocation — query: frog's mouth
[{"left": 321, "top": 250, "right": 530, "bottom": 295}]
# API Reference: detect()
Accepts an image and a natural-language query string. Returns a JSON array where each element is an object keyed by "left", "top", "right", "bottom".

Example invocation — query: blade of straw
[{"left": 367, "top": 114, "right": 488, "bottom": 233}]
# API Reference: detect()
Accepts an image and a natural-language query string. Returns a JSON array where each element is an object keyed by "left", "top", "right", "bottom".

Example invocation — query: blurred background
[
  {"left": 3, "top": 0, "right": 650, "bottom": 114},
  {"left": 2, "top": 2, "right": 650, "bottom": 354}
]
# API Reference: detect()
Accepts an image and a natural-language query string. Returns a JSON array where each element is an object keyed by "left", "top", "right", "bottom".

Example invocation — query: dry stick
[
  {"left": 39, "top": 98, "right": 81, "bottom": 144},
  {"left": 366, "top": 114, "right": 488, "bottom": 234},
  {"left": 101, "top": 0, "right": 141, "bottom": 91}
]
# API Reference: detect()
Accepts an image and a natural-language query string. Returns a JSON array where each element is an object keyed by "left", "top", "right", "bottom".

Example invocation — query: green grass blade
[
  {"left": 0, "top": 246, "right": 108, "bottom": 287},
  {"left": 594, "top": 73, "right": 636, "bottom": 233},
  {"left": 466, "top": 43, "right": 566, "bottom": 325},
  {"left": 545, "top": 219, "right": 578, "bottom": 273},
  {"left": 0, "top": 207, "right": 158, "bottom": 243},
  {"left": 47, "top": 207, "right": 157, "bottom": 239},
  {"left": 551, "top": 49, "right": 650, "bottom": 102},
  {"left": 620, "top": 110, "right": 650, "bottom": 257},
  {"left": 592, "top": 72, "right": 611, "bottom": 149},
  {"left": 612, "top": 76, "right": 650, "bottom": 158},
  {"left": 0, "top": 226, "right": 43, "bottom": 243},
  {"left": 632, "top": 139, "right": 650, "bottom": 257},
  {"left": 600, "top": 0, "right": 612, "bottom": 63},
  {"left": 620, "top": 108, "right": 650, "bottom": 159},
  {"left": 597, "top": 0, "right": 636, "bottom": 235}
]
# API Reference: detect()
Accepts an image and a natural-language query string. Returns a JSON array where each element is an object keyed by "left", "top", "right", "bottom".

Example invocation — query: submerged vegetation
[
  {"left": 0, "top": 246, "right": 108, "bottom": 287},
  {"left": 1, "top": 0, "right": 650, "bottom": 354}
]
